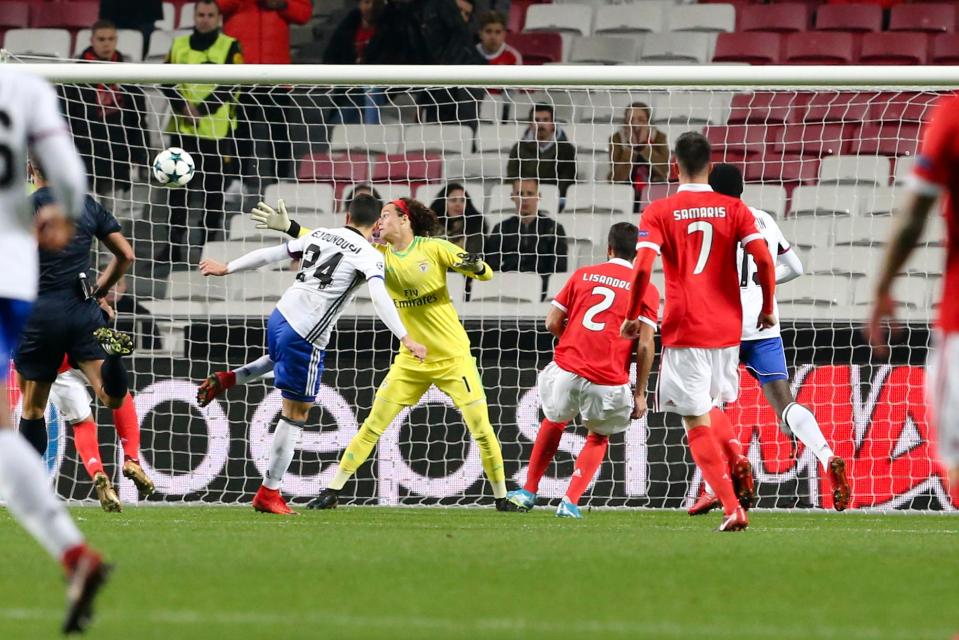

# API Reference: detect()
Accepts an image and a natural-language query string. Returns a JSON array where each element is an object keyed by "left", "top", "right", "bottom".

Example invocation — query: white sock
[
  {"left": 329, "top": 468, "right": 352, "bottom": 491},
  {"left": 784, "top": 403, "right": 834, "bottom": 470},
  {"left": 263, "top": 417, "right": 302, "bottom": 490},
  {"left": 492, "top": 479, "right": 507, "bottom": 499},
  {"left": 236, "top": 355, "right": 274, "bottom": 385},
  {"left": 0, "top": 430, "right": 83, "bottom": 560}
]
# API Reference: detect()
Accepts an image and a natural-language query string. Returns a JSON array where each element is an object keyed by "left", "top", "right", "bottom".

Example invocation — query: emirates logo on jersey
[{"left": 418, "top": 261, "right": 429, "bottom": 273}]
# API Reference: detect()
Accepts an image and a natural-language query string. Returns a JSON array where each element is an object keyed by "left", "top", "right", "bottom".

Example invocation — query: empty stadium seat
[
  {"left": 566, "top": 122, "right": 616, "bottom": 154},
  {"left": 444, "top": 153, "right": 507, "bottom": 182},
  {"left": 297, "top": 152, "right": 370, "bottom": 185},
  {"left": 868, "top": 92, "right": 936, "bottom": 124},
  {"left": 738, "top": 3, "right": 809, "bottom": 33},
  {"left": 178, "top": 2, "right": 195, "bottom": 29},
  {"left": 667, "top": 4, "right": 736, "bottom": 33},
  {"left": 705, "top": 124, "right": 774, "bottom": 161},
  {"left": 0, "top": 2, "right": 29, "bottom": 30},
  {"left": 778, "top": 275, "right": 854, "bottom": 306},
  {"left": 4, "top": 28, "right": 71, "bottom": 57},
  {"left": 833, "top": 216, "right": 893, "bottom": 246},
  {"left": 166, "top": 270, "right": 231, "bottom": 302},
  {"left": 811, "top": 245, "right": 880, "bottom": 277},
  {"left": 853, "top": 122, "right": 921, "bottom": 157},
  {"left": 236, "top": 271, "right": 300, "bottom": 302},
  {"left": 889, "top": 4, "right": 955, "bottom": 34},
  {"left": 471, "top": 273, "right": 544, "bottom": 303},
  {"left": 562, "top": 183, "right": 633, "bottom": 214},
  {"left": 931, "top": 34, "right": 959, "bottom": 64},
  {"left": 74, "top": 28, "right": 144, "bottom": 61},
  {"left": 263, "top": 183, "right": 335, "bottom": 214},
  {"left": 903, "top": 246, "right": 946, "bottom": 277},
  {"left": 476, "top": 122, "right": 527, "bottom": 154},
  {"left": 712, "top": 32, "right": 782, "bottom": 65},
  {"left": 744, "top": 154, "right": 819, "bottom": 187},
  {"left": 329, "top": 124, "right": 402, "bottom": 155},
  {"left": 368, "top": 183, "right": 412, "bottom": 203},
  {"left": 893, "top": 156, "right": 916, "bottom": 185},
  {"left": 145, "top": 29, "right": 173, "bottom": 62},
  {"left": 802, "top": 92, "right": 871, "bottom": 123},
  {"left": 486, "top": 183, "right": 560, "bottom": 216},
  {"left": 778, "top": 217, "right": 832, "bottom": 252},
  {"left": 741, "top": 184, "right": 787, "bottom": 218},
  {"left": 31, "top": 2, "right": 99, "bottom": 29},
  {"left": 524, "top": 4, "right": 593, "bottom": 36},
  {"left": 776, "top": 122, "right": 851, "bottom": 157},
  {"left": 784, "top": 32, "right": 856, "bottom": 64},
  {"left": 727, "top": 91, "right": 802, "bottom": 125},
  {"left": 818, "top": 155, "right": 891, "bottom": 185},
  {"left": 853, "top": 275, "right": 929, "bottom": 309},
  {"left": 637, "top": 32, "right": 713, "bottom": 64},
  {"left": 546, "top": 271, "right": 573, "bottom": 300},
  {"left": 814, "top": 4, "right": 882, "bottom": 33},
  {"left": 403, "top": 124, "right": 473, "bottom": 156},
  {"left": 859, "top": 33, "right": 928, "bottom": 65},
  {"left": 650, "top": 91, "right": 730, "bottom": 126},
  {"left": 593, "top": 4, "right": 664, "bottom": 35},
  {"left": 569, "top": 36, "right": 638, "bottom": 65},
  {"left": 562, "top": 214, "right": 626, "bottom": 268},
  {"left": 156, "top": 2, "right": 176, "bottom": 31},
  {"left": 790, "top": 185, "right": 872, "bottom": 217},
  {"left": 414, "top": 182, "right": 487, "bottom": 215},
  {"left": 505, "top": 32, "right": 563, "bottom": 65}
]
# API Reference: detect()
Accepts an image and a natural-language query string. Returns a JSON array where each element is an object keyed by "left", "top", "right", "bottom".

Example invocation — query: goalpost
[{"left": 12, "top": 61, "right": 958, "bottom": 511}]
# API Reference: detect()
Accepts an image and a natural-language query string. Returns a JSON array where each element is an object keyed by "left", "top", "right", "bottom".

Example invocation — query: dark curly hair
[
  {"left": 429, "top": 183, "right": 486, "bottom": 240},
  {"left": 393, "top": 198, "right": 439, "bottom": 237}
]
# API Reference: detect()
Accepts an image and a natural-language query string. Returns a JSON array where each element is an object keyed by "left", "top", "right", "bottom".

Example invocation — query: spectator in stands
[
  {"left": 342, "top": 184, "right": 383, "bottom": 212},
  {"left": 430, "top": 183, "right": 487, "bottom": 255},
  {"left": 324, "top": 0, "right": 391, "bottom": 124},
  {"left": 608, "top": 102, "right": 670, "bottom": 212},
  {"left": 99, "top": 0, "right": 161, "bottom": 59},
  {"left": 507, "top": 104, "right": 577, "bottom": 202},
  {"left": 62, "top": 19, "right": 149, "bottom": 199},
  {"left": 161, "top": 0, "right": 244, "bottom": 263},
  {"left": 486, "top": 178, "right": 567, "bottom": 298},
  {"left": 476, "top": 11, "right": 521, "bottom": 66}
]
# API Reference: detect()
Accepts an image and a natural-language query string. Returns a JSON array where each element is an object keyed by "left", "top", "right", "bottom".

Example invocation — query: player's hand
[
  {"left": 631, "top": 390, "right": 647, "bottom": 420},
  {"left": 98, "top": 297, "right": 116, "bottom": 322},
  {"left": 199, "top": 259, "right": 229, "bottom": 277},
  {"left": 620, "top": 318, "right": 642, "bottom": 340},
  {"left": 865, "top": 290, "right": 896, "bottom": 357},
  {"left": 35, "top": 204, "right": 74, "bottom": 251},
  {"left": 250, "top": 200, "right": 292, "bottom": 233},
  {"left": 453, "top": 252, "right": 485, "bottom": 274},
  {"left": 757, "top": 312, "right": 777, "bottom": 330},
  {"left": 401, "top": 336, "right": 428, "bottom": 362}
]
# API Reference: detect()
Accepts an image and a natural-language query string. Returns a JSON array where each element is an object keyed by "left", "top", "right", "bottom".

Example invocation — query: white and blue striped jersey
[{"left": 737, "top": 207, "right": 789, "bottom": 341}]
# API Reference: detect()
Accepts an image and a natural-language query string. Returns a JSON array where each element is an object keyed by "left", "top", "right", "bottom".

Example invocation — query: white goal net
[{"left": 13, "top": 62, "right": 957, "bottom": 511}]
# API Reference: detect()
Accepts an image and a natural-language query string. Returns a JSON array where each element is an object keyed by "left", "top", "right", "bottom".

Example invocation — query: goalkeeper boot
[
  {"left": 716, "top": 507, "right": 748, "bottom": 533},
  {"left": 306, "top": 488, "right": 339, "bottom": 510},
  {"left": 827, "top": 456, "right": 851, "bottom": 512},
  {"left": 730, "top": 455, "right": 756, "bottom": 510},
  {"left": 688, "top": 491, "right": 721, "bottom": 516},
  {"left": 93, "top": 327, "right": 134, "bottom": 357},
  {"left": 252, "top": 485, "right": 296, "bottom": 515},
  {"left": 92, "top": 472, "right": 122, "bottom": 513},
  {"left": 122, "top": 459, "right": 155, "bottom": 500},
  {"left": 555, "top": 499, "right": 582, "bottom": 519},
  {"left": 504, "top": 488, "right": 536, "bottom": 511},
  {"left": 495, "top": 497, "right": 523, "bottom": 512},
  {"left": 197, "top": 371, "right": 236, "bottom": 408},
  {"left": 62, "top": 544, "right": 112, "bottom": 635}
]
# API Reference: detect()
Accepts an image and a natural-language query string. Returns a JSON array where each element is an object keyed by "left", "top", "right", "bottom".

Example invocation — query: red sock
[
  {"left": 688, "top": 426, "right": 740, "bottom": 515},
  {"left": 565, "top": 432, "right": 608, "bottom": 505},
  {"left": 524, "top": 419, "right": 567, "bottom": 494},
  {"left": 709, "top": 407, "right": 743, "bottom": 466},
  {"left": 112, "top": 393, "right": 140, "bottom": 463},
  {"left": 61, "top": 544, "right": 87, "bottom": 573},
  {"left": 72, "top": 418, "right": 104, "bottom": 479}
]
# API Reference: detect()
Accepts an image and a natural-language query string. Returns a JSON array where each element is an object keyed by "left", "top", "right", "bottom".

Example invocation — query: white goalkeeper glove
[{"left": 250, "top": 199, "right": 291, "bottom": 234}]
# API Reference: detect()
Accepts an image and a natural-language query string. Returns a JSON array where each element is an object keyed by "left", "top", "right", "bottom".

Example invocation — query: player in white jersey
[
  {"left": 199, "top": 194, "right": 426, "bottom": 514},
  {"left": 688, "top": 164, "right": 850, "bottom": 514},
  {"left": 0, "top": 67, "right": 111, "bottom": 634}
]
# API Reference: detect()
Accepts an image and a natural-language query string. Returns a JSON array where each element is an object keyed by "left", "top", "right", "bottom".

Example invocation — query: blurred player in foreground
[
  {"left": 687, "top": 164, "right": 850, "bottom": 515},
  {"left": 869, "top": 94, "right": 959, "bottom": 498},
  {"left": 199, "top": 194, "right": 425, "bottom": 514},
  {"left": 621, "top": 132, "right": 777, "bottom": 532},
  {"left": 0, "top": 67, "right": 110, "bottom": 634},
  {"left": 505, "top": 222, "right": 659, "bottom": 518}
]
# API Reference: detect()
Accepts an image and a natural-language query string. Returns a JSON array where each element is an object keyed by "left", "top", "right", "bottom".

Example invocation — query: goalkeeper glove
[
  {"left": 453, "top": 252, "right": 486, "bottom": 274},
  {"left": 250, "top": 200, "right": 292, "bottom": 234}
]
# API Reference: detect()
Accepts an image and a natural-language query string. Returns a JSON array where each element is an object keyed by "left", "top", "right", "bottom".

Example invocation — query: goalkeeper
[{"left": 199, "top": 198, "right": 520, "bottom": 511}]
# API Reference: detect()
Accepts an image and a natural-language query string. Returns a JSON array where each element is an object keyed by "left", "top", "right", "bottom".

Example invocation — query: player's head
[
  {"left": 194, "top": 0, "right": 221, "bottom": 33},
  {"left": 380, "top": 198, "right": 438, "bottom": 243},
  {"left": 625, "top": 102, "right": 651, "bottom": 130},
  {"left": 709, "top": 163, "right": 744, "bottom": 199},
  {"left": 673, "top": 131, "right": 712, "bottom": 181},
  {"left": 346, "top": 193, "right": 381, "bottom": 232},
  {"left": 89, "top": 19, "right": 117, "bottom": 60},
  {"left": 511, "top": 178, "right": 540, "bottom": 217},
  {"left": 478, "top": 11, "right": 507, "bottom": 53},
  {"left": 344, "top": 183, "right": 382, "bottom": 212},
  {"left": 608, "top": 222, "right": 638, "bottom": 262},
  {"left": 529, "top": 104, "right": 555, "bottom": 140}
]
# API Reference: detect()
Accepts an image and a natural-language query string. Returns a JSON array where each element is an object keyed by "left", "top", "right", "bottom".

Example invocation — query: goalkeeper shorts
[{"left": 376, "top": 353, "right": 486, "bottom": 408}]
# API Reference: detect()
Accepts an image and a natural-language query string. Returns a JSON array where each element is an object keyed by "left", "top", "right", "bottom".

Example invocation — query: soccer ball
[{"left": 152, "top": 147, "right": 195, "bottom": 187}]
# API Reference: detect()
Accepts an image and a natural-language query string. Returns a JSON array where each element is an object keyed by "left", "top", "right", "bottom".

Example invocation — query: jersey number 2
[
  {"left": 582, "top": 286, "right": 616, "bottom": 331},
  {"left": 298, "top": 246, "right": 343, "bottom": 289},
  {"left": 687, "top": 221, "right": 713, "bottom": 275}
]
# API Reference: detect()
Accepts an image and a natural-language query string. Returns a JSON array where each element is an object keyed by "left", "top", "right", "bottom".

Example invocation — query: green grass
[{"left": 0, "top": 507, "right": 956, "bottom": 639}]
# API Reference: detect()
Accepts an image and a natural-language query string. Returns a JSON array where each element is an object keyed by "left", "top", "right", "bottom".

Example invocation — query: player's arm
[
  {"left": 199, "top": 243, "right": 296, "bottom": 276},
  {"left": 29, "top": 78, "right": 86, "bottom": 220},
  {"left": 251, "top": 200, "right": 312, "bottom": 238},
  {"left": 632, "top": 322, "right": 655, "bottom": 420},
  {"left": 546, "top": 274, "right": 574, "bottom": 338},
  {"left": 93, "top": 232, "right": 135, "bottom": 299},
  {"left": 367, "top": 277, "right": 427, "bottom": 361},
  {"left": 739, "top": 205, "right": 776, "bottom": 329},
  {"left": 621, "top": 248, "right": 656, "bottom": 339},
  {"left": 776, "top": 249, "right": 804, "bottom": 284},
  {"left": 544, "top": 305, "right": 566, "bottom": 338},
  {"left": 432, "top": 239, "right": 493, "bottom": 281}
]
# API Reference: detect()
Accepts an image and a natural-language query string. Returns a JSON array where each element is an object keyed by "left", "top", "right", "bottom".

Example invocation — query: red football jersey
[
  {"left": 638, "top": 183, "right": 762, "bottom": 348},
  {"left": 552, "top": 258, "right": 660, "bottom": 386},
  {"left": 911, "top": 94, "right": 959, "bottom": 333},
  {"left": 477, "top": 43, "right": 523, "bottom": 66}
]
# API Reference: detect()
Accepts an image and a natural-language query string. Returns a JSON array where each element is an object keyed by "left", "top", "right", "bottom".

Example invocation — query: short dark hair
[
  {"left": 709, "top": 163, "right": 744, "bottom": 199},
  {"left": 608, "top": 222, "right": 638, "bottom": 261},
  {"left": 91, "top": 19, "right": 116, "bottom": 33},
  {"left": 196, "top": 0, "right": 221, "bottom": 13},
  {"left": 674, "top": 131, "right": 712, "bottom": 176},
  {"left": 348, "top": 193, "right": 380, "bottom": 227},
  {"left": 529, "top": 103, "right": 554, "bottom": 120},
  {"left": 479, "top": 10, "right": 507, "bottom": 29}
]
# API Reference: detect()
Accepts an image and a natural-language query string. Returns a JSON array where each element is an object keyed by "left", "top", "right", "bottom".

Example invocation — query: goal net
[{"left": 13, "top": 62, "right": 956, "bottom": 511}]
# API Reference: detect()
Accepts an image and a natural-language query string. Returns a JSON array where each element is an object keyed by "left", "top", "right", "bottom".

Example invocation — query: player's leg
[
  {"left": 111, "top": 391, "right": 154, "bottom": 498},
  {"left": 17, "top": 378, "right": 53, "bottom": 455},
  {"left": 197, "top": 354, "right": 276, "bottom": 407},
  {"left": 925, "top": 332, "right": 959, "bottom": 504}
]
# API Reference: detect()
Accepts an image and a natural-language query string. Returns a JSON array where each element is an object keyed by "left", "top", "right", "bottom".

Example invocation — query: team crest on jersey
[{"left": 418, "top": 261, "right": 429, "bottom": 273}]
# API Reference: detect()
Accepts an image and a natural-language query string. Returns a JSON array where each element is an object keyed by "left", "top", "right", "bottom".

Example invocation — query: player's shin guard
[
  {"left": 72, "top": 419, "right": 105, "bottom": 479},
  {"left": 565, "top": 432, "right": 608, "bottom": 505},
  {"left": 262, "top": 417, "right": 304, "bottom": 490},
  {"left": 461, "top": 400, "right": 506, "bottom": 499},
  {"left": 687, "top": 426, "right": 740, "bottom": 516},
  {"left": 0, "top": 430, "right": 84, "bottom": 560},
  {"left": 524, "top": 419, "right": 566, "bottom": 494},
  {"left": 332, "top": 397, "right": 404, "bottom": 490},
  {"left": 708, "top": 407, "right": 743, "bottom": 465},
  {"left": 783, "top": 402, "right": 834, "bottom": 469},
  {"left": 100, "top": 355, "right": 129, "bottom": 400},
  {"left": 112, "top": 393, "right": 140, "bottom": 462},
  {"left": 18, "top": 416, "right": 47, "bottom": 456}
]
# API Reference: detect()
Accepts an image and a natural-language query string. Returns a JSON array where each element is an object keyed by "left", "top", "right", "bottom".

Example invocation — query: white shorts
[
  {"left": 656, "top": 346, "right": 739, "bottom": 417},
  {"left": 538, "top": 361, "right": 634, "bottom": 436},
  {"left": 49, "top": 369, "right": 93, "bottom": 424},
  {"left": 926, "top": 331, "right": 959, "bottom": 468}
]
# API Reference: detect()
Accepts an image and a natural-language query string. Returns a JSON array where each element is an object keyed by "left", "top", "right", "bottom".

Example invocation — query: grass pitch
[{"left": 0, "top": 507, "right": 955, "bottom": 640}]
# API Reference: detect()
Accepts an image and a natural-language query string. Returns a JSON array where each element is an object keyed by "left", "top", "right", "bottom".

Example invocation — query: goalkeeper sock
[
  {"left": 687, "top": 426, "right": 740, "bottom": 516},
  {"left": 708, "top": 407, "right": 743, "bottom": 466},
  {"left": 101, "top": 355, "right": 129, "bottom": 399},
  {"left": 236, "top": 355, "right": 274, "bottom": 385},
  {"left": 0, "top": 430, "right": 84, "bottom": 560},
  {"left": 524, "top": 419, "right": 566, "bottom": 494},
  {"left": 19, "top": 417, "right": 47, "bottom": 456},
  {"left": 263, "top": 417, "right": 303, "bottom": 490},
  {"left": 565, "top": 432, "right": 608, "bottom": 505},
  {"left": 71, "top": 419, "right": 104, "bottom": 479},
  {"left": 112, "top": 393, "right": 140, "bottom": 462},
  {"left": 461, "top": 400, "right": 506, "bottom": 499},
  {"left": 334, "top": 397, "right": 404, "bottom": 487},
  {"left": 783, "top": 403, "right": 834, "bottom": 470}
]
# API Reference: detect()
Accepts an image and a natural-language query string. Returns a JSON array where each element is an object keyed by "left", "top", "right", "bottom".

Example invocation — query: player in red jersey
[
  {"left": 869, "top": 94, "right": 959, "bottom": 499},
  {"left": 505, "top": 222, "right": 659, "bottom": 517},
  {"left": 621, "top": 132, "right": 777, "bottom": 532}
]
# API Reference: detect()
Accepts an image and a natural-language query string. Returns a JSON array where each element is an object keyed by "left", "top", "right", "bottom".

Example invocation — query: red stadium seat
[
  {"left": 371, "top": 154, "right": 443, "bottom": 185},
  {"left": 854, "top": 123, "right": 921, "bottom": 157},
  {"left": 859, "top": 33, "right": 928, "bottom": 65},
  {"left": 744, "top": 154, "right": 819, "bottom": 187},
  {"left": 868, "top": 92, "right": 937, "bottom": 123},
  {"left": 508, "top": 0, "right": 548, "bottom": 33},
  {"left": 705, "top": 124, "right": 780, "bottom": 162},
  {"left": 803, "top": 92, "right": 872, "bottom": 123},
  {"left": 889, "top": 4, "right": 955, "bottom": 34},
  {"left": 775, "top": 122, "right": 852, "bottom": 157},
  {"left": 738, "top": 3, "right": 810, "bottom": 33},
  {"left": 712, "top": 32, "right": 782, "bottom": 64},
  {"left": 298, "top": 152, "right": 370, "bottom": 184},
  {"left": 814, "top": 4, "right": 882, "bottom": 33},
  {"left": 784, "top": 32, "right": 856, "bottom": 64},
  {"left": 931, "top": 34, "right": 959, "bottom": 64},
  {"left": 30, "top": 1, "right": 98, "bottom": 29},
  {"left": 505, "top": 32, "right": 562, "bottom": 65},
  {"left": 0, "top": 2, "right": 29, "bottom": 29},
  {"left": 639, "top": 183, "right": 678, "bottom": 212},
  {"left": 727, "top": 91, "right": 807, "bottom": 125}
]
